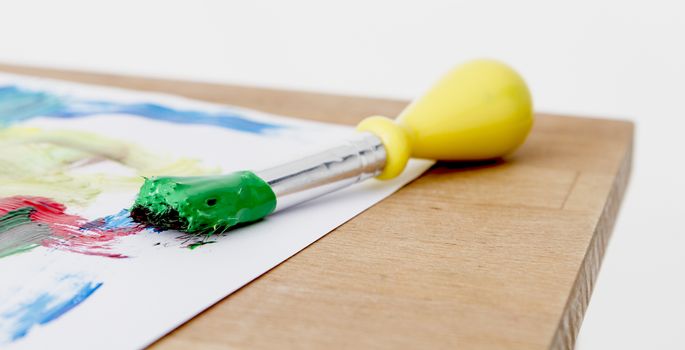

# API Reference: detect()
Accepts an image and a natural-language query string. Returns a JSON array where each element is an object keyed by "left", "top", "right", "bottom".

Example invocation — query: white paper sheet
[{"left": 0, "top": 73, "right": 433, "bottom": 349}]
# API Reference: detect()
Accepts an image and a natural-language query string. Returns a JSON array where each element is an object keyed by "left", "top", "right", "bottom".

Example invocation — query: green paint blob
[{"left": 130, "top": 171, "right": 276, "bottom": 234}]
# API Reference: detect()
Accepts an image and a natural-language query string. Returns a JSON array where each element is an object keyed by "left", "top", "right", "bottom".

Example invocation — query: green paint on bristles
[{"left": 130, "top": 171, "right": 276, "bottom": 235}]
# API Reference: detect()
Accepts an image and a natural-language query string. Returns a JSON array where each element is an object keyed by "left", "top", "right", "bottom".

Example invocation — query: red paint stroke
[{"left": 0, "top": 196, "right": 144, "bottom": 258}]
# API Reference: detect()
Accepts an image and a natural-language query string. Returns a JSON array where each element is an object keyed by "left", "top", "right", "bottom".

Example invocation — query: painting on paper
[{"left": 0, "top": 73, "right": 431, "bottom": 349}]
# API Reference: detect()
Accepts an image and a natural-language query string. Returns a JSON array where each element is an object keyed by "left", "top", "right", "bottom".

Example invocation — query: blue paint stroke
[
  {"left": 1, "top": 279, "right": 102, "bottom": 342},
  {"left": 98, "top": 209, "right": 166, "bottom": 233},
  {"left": 81, "top": 209, "right": 138, "bottom": 231},
  {"left": 100, "top": 209, "right": 137, "bottom": 230},
  {"left": 0, "top": 85, "right": 283, "bottom": 134}
]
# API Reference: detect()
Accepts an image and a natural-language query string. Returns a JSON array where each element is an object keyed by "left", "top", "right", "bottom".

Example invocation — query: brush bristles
[
  {"left": 130, "top": 204, "right": 236, "bottom": 235},
  {"left": 130, "top": 204, "right": 189, "bottom": 232}
]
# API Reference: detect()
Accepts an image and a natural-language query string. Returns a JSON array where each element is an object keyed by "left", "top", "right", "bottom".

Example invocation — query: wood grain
[{"left": 0, "top": 63, "right": 633, "bottom": 350}]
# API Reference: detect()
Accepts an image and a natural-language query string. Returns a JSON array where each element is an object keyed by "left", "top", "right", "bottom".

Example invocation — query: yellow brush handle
[{"left": 357, "top": 59, "right": 533, "bottom": 180}]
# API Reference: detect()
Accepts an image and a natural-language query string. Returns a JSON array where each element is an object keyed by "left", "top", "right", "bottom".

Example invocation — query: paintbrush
[{"left": 130, "top": 59, "right": 533, "bottom": 234}]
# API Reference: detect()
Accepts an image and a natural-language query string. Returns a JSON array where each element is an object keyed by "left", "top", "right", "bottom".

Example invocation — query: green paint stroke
[
  {"left": 0, "top": 207, "right": 50, "bottom": 258},
  {"left": 188, "top": 241, "right": 216, "bottom": 250},
  {"left": 0, "top": 207, "right": 33, "bottom": 230},
  {"left": 131, "top": 171, "right": 276, "bottom": 234},
  {"left": 0, "top": 127, "right": 218, "bottom": 207}
]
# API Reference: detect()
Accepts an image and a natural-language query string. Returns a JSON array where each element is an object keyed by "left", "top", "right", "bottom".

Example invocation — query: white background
[{"left": 1, "top": 1, "right": 683, "bottom": 348}]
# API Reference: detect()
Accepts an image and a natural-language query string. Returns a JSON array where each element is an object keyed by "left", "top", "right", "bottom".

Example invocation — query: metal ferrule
[{"left": 255, "top": 132, "right": 386, "bottom": 212}]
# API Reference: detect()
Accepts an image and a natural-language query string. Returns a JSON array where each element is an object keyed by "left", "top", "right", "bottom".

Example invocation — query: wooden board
[{"left": 0, "top": 64, "right": 633, "bottom": 350}]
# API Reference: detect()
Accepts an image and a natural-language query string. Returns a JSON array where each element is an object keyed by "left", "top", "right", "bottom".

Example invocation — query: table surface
[{"left": 0, "top": 64, "right": 633, "bottom": 350}]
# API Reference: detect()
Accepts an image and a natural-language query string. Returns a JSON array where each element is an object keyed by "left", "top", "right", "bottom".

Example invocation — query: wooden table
[{"left": 0, "top": 64, "right": 633, "bottom": 350}]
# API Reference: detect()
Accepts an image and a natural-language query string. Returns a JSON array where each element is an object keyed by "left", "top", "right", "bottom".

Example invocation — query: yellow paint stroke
[{"left": 0, "top": 127, "right": 219, "bottom": 207}]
